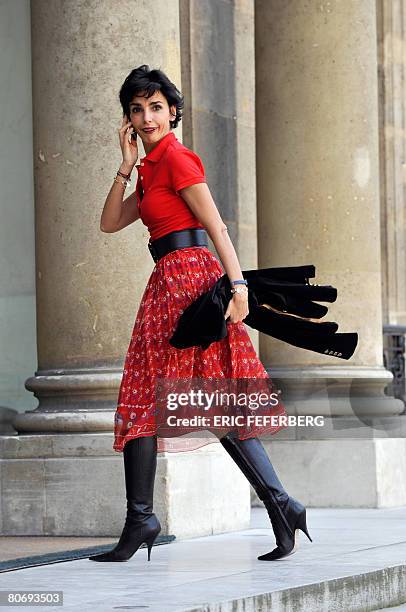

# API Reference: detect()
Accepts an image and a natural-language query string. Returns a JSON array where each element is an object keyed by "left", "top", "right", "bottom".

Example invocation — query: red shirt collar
[{"left": 141, "top": 131, "right": 176, "bottom": 163}]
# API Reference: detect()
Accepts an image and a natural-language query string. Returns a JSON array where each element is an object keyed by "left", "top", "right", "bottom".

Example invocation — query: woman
[{"left": 89, "top": 65, "right": 312, "bottom": 563}]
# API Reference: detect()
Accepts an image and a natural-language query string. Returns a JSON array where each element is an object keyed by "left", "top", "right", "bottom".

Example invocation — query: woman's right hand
[{"left": 118, "top": 114, "right": 139, "bottom": 169}]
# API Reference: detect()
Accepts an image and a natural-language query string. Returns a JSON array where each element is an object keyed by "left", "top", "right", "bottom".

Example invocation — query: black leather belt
[{"left": 148, "top": 228, "right": 209, "bottom": 263}]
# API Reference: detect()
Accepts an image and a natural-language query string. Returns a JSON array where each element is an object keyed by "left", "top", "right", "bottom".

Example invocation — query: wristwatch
[
  {"left": 230, "top": 278, "right": 248, "bottom": 295},
  {"left": 230, "top": 286, "right": 248, "bottom": 295}
]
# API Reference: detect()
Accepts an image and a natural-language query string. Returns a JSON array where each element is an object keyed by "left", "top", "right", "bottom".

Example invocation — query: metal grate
[{"left": 383, "top": 324, "right": 406, "bottom": 413}]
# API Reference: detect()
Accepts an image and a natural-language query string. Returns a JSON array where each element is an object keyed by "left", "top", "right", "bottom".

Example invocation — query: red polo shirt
[{"left": 135, "top": 131, "right": 207, "bottom": 241}]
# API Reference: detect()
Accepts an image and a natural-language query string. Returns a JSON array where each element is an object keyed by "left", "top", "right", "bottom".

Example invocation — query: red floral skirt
[{"left": 113, "top": 246, "right": 288, "bottom": 453}]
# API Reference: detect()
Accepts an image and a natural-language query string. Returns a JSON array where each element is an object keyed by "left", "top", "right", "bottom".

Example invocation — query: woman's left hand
[{"left": 224, "top": 292, "right": 249, "bottom": 323}]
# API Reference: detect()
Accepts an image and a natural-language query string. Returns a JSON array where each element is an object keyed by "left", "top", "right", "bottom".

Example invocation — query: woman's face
[{"left": 128, "top": 90, "right": 176, "bottom": 147}]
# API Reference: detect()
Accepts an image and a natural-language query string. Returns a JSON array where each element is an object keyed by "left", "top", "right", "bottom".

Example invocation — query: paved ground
[{"left": 0, "top": 507, "right": 405, "bottom": 611}]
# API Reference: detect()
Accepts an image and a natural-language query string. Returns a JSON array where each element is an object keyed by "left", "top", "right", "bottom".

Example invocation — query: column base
[
  {"left": 266, "top": 365, "right": 405, "bottom": 417},
  {"left": 257, "top": 437, "right": 406, "bottom": 507},
  {"left": 12, "top": 410, "right": 115, "bottom": 433},
  {"left": 0, "top": 433, "right": 250, "bottom": 537},
  {"left": 251, "top": 416, "right": 406, "bottom": 508}
]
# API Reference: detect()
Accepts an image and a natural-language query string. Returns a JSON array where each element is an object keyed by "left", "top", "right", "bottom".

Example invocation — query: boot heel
[
  {"left": 296, "top": 510, "right": 312, "bottom": 542},
  {"left": 145, "top": 532, "right": 159, "bottom": 561}
]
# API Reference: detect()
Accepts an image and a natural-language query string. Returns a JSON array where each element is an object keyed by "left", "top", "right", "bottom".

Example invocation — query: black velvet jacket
[{"left": 169, "top": 264, "right": 358, "bottom": 360}]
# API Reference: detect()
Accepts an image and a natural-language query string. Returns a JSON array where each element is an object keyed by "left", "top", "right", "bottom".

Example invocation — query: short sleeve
[{"left": 168, "top": 149, "right": 206, "bottom": 193}]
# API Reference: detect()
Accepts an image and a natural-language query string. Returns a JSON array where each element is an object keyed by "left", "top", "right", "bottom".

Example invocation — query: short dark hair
[{"left": 119, "top": 64, "right": 184, "bottom": 129}]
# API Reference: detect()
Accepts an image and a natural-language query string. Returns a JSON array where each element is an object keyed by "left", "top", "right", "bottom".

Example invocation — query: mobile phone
[{"left": 124, "top": 114, "right": 137, "bottom": 141}]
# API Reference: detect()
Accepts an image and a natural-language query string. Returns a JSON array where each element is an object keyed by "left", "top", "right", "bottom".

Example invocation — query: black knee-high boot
[
  {"left": 219, "top": 433, "right": 312, "bottom": 561},
  {"left": 89, "top": 435, "right": 161, "bottom": 562}
]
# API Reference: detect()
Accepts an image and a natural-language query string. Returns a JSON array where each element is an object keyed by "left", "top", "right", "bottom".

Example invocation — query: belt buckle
[{"left": 148, "top": 240, "right": 159, "bottom": 263}]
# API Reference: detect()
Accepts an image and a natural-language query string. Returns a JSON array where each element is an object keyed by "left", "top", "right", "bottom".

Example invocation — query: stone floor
[{"left": 0, "top": 507, "right": 405, "bottom": 611}]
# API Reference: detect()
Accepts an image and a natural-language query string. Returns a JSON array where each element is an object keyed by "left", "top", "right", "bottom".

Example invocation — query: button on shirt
[{"left": 135, "top": 131, "right": 207, "bottom": 241}]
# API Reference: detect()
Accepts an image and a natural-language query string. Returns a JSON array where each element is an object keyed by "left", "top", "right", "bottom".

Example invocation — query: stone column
[
  {"left": 1, "top": 0, "right": 249, "bottom": 536},
  {"left": 376, "top": 0, "right": 406, "bottom": 325},
  {"left": 179, "top": 0, "right": 259, "bottom": 350},
  {"left": 18, "top": 0, "right": 163, "bottom": 430},
  {"left": 254, "top": 0, "right": 406, "bottom": 508}
]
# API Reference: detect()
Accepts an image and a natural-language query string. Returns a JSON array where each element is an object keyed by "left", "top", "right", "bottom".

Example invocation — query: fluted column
[{"left": 255, "top": 0, "right": 403, "bottom": 421}]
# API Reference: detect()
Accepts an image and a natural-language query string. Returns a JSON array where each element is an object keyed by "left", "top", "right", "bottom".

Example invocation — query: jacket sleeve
[{"left": 168, "top": 149, "right": 207, "bottom": 194}]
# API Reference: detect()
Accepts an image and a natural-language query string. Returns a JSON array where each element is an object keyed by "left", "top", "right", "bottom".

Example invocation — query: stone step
[{"left": 1, "top": 507, "right": 406, "bottom": 611}]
